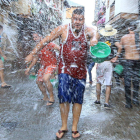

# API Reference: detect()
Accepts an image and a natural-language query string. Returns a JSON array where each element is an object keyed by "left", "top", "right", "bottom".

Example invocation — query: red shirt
[
  {"left": 38, "top": 42, "right": 57, "bottom": 68},
  {"left": 58, "top": 24, "right": 88, "bottom": 79}
]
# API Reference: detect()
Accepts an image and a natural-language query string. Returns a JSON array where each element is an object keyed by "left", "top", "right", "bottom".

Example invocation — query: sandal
[
  {"left": 56, "top": 130, "right": 68, "bottom": 139},
  {"left": 72, "top": 131, "right": 80, "bottom": 139},
  {"left": 1, "top": 85, "right": 11, "bottom": 88},
  {"left": 46, "top": 101, "right": 55, "bottom": 106}
]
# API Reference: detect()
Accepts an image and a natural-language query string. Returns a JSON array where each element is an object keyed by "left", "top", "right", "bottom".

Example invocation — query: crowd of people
[{"left": 0, "top": 8, "right": 140, "bottom": 139}]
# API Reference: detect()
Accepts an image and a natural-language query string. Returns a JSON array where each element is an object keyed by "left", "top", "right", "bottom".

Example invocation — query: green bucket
[
  {"left": 90, "top": 42, "right": 111, "bottom": 63},
  {"left": 90, "top": 55, "right": 106, "bottom": 63},
  {"left": 114, "top": 64, "right": 123, "bottom": 75}
]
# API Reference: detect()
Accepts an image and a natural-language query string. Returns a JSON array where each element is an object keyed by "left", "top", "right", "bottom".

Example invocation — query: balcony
[
  {"left": 107, "top": 12, "right": 138, "bottom": 25},
  {"left": 106, "top": 12, "right": 139, "bottom": 37}
]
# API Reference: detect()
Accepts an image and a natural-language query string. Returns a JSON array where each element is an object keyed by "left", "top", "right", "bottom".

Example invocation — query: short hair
[
  {"left": 0, "top": 25, "right": 3, "bottom": 30},
  {"left": 129, "top": 25, "right": 137, "bottom": 31},
  {"left": 127, "top": 22, "right": 137, "bottom": 31},
  {"left": 72, "top": 8, "right": 84, "bottom": 16}
]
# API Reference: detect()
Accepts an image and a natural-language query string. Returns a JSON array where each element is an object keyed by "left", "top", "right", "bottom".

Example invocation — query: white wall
[
  {"left": 105, "top": 0, "right": 138, "bottom": 23},
  {"left": 115, "top": 0, "right": 138, "bottom": 15}
]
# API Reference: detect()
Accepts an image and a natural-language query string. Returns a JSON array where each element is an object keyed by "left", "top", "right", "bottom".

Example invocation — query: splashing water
[{"left": 3, "top": 24, "right": 19, "bottom": 57}]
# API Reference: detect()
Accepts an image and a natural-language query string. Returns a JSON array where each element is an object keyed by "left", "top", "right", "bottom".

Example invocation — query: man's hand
[
  {"left": 110, "top": 57, "right": 118, "bottom": 63},
  {"left": 25, "top": 68, "right": 30, "bottom": 75},
  {"left": 87, "top": 26, "right": 99, "bottom": 47},
  {"left": 25, "top": 54, "right": 33, "bottom": 64},
  {"left": 90, "top": 38, "right": 98, "bottom": 47}
]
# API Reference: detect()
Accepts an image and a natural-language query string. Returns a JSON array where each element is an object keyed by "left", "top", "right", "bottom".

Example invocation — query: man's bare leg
[
  {"left": 36, "top": 81, "right": 49, "bottom": 101},
  {"left": 96, "top": 83, "right": 101, "bottom": 101},
  {"left": 72, "top": 103, "right": 82, "bottom": 138},
  {"left": 105, "top": 85, "right": 111, "bottom": 104},
  {"left": 43, "top": 73, "right": 54, "bottom": 105},
  {"left": 0, "top": 60, "right": 10, "bottom": 87},
  {"left": 56, "top": 102, "right": 69, "bottom": 138}
]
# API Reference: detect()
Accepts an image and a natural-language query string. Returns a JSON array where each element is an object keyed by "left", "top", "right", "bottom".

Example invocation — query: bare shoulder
[
  {"left": 63, "top": 24, "right": 68, "bottom": 28},
  {"left": 122, "top": 34, "right": 129, "bottom": 39},
  {"left": 115, "top": 42, "right": 120, "bottom": 45},
  {"left": 85, "top": 26, "right": 97, "bottom": 38},
  {"left": 54, "top": 24, "right": 69, "bottom": 35},
  {"left": 85, "top": 26, "right": 96, "bottom": 33},
  {"left": 49, "top": 24, "right": 68, "bottom": 38},
  {"left": 62, "top": 24, "right": 69, "bottom": 32},
  {"left": 54, "top": 24, "right": 67, "bottom": 32},
  {"left": 59, "top": 24, "right": 68, "bottom": 29}
]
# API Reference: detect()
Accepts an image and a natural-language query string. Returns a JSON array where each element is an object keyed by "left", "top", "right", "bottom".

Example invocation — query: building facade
[
  {"left": 0, "top": 0, "right": 64, "bottom": 69},
  {"left": 94, "top": 0, "right": 139, "bottom": 38}
]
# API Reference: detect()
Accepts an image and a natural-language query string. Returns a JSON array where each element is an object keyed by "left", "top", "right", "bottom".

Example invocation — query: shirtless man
[
  {"left": 25, "top": 9, "right": 98, "bottom": 139},
  {"left": 117, "top": 23, "right": 140, "bottom": 108},
  {"left": 25, "top": 31, "right": 60, "bottom": 105}
]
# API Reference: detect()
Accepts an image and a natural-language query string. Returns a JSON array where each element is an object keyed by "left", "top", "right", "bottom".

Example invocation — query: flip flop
[
  {"left": 72, "top": 131, "right": 81, "bottom": 139},
  {"left": 56, "top": 130, "right": 68, "bottom": 139},
  {"left": 46, "top": 101, "right": 55, "bottom": 106},
  {"left": 1, "top": 85, "right": 11, "bottom": 88}
]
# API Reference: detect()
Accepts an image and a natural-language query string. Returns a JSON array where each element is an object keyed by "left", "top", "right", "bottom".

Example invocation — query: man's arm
[
  {"left": 25, "top": 25, "right": 63, "bottom": 63},
  {"left": 110, "top": 41, "right": 122, "bottom": 63},
  {"left": 115, "top": 41, "right": 122, "bottom": 58},
  {"left": 87, "top": 27, "right": 98, "bottom": 47}
]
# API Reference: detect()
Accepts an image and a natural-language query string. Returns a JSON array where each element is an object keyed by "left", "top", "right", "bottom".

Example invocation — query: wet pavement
[{"left": 0, "top": 69, "right": 140, "bottom": 140}]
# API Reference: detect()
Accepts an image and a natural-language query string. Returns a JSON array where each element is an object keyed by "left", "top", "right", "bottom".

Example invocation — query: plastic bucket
[
  {"left": 114, "top": 64, "right": 123, "bottom": 75},
  {"left": 90, "top": 42, "right": 111, "bottom": 63},
  {"left": 90, "top": 55, "right": 106, "bottom": 63}
]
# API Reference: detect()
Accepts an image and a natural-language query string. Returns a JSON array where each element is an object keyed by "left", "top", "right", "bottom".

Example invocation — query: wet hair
[
  {"left": 72, "top": 8, "right": 84, "bottom": 16},
  {"left": 0, "top": 25, "right": 3, "bottom": 30},
  {"left": 127, "top": 22, "right": 137, "bottom": 31},
  {"left": 129, "top": 25, "right": 137, "bottom": 31}
]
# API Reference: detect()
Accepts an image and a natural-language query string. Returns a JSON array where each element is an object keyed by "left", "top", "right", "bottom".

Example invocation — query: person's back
[
  {"left": 120, "top": 23, "right": 140, "bottom": 109},
  {"left": 121, "top": 33, "right": 140, "bottom": 60}
]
